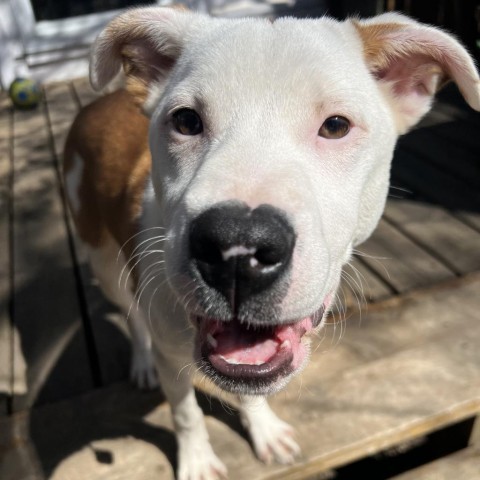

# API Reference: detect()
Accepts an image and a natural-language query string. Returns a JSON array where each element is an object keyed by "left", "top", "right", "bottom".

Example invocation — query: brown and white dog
[{"left": 64, "top": 7, "right": 480, "bottom": 479}]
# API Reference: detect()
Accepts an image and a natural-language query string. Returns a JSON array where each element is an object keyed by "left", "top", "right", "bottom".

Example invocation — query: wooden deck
[{"left": 0, "top": 79, "right": 480, "bottom": 479}]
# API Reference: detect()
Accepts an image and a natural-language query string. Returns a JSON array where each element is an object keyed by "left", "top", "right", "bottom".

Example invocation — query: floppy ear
[
  {"left": 353, "top": 12, "right": 480, "bottom": 133},
  {"left": 90, "top": 6, "right": 193, "bottom": 108}
]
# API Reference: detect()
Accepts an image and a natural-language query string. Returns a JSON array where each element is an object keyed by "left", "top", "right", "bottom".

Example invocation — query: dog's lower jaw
[{"left": 194, "top": 306, "right": 326, "bottom": 396}]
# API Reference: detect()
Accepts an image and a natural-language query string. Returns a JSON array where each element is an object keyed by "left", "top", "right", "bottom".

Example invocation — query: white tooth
[
  {"left": 207, "top": 333, "right": 218, "bottom": 348},
  {"left": 280, "top": 340, "right": 291, "bottom": 349},
  {"left": 221, "top": 355, "right": 241, "bottom": 365},
  {"left": 219, "top": 355, "right": 266, "bottom": 366}
]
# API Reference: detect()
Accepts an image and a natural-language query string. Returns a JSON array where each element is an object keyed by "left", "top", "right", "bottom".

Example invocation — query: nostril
[
  {"left": 246, "top": 255, "right": 282, "bottom": 277},
  {"left": 190, "top": 236, "right": 223, "bottom": 265},
  {"left": 255, "top": 246, "right": 286, "bottom": 266}
]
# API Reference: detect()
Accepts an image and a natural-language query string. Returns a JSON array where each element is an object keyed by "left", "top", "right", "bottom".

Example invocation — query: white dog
[{"left": 63, "top": 7, "right": 480, "bottom": 479}]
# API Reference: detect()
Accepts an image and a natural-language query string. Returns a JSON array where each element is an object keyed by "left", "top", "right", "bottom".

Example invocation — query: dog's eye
[
  {"left": 172, "top": 108, "right": 203, "bottom": 136},
  {"left": 318, "top": 116, "right": 350, "bottom": 139}
]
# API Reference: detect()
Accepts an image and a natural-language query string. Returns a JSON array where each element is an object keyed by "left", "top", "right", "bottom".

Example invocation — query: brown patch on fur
[
  {"left": 120, "top": 44, "right": 175, "bottom": 106},
  {"left": 124, "top": 72, "right": 149, "bottom": 107},
  {"left": 354, "top": 21, "right": 448, "bottom": 84},
  {"left": 353, "top": 22, "right": 405, "bottom": 71},
  {"left": 92, "top": 7, "right": 184, "bottom": 101},
  {"left": 64, "top": 89, "right": 151, "bottom": 271}
]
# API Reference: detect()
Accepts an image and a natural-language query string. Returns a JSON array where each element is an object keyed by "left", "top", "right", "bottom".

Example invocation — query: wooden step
[
  {"left": 391, "top": 445, "right": 480, "bottom": 480},
  {"left": 1, "top": 274, "right": 480, "bottom": 480}
]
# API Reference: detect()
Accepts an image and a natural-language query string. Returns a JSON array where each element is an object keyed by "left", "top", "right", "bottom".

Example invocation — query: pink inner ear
[
  {"left": 359, "top": 22, "right": 480, "bottom": 132},
  {"left": 380, "top": 28, "right": 480, "bottom": 111},
  {"left": 378, "top": 54, "right": 443, "bottom": 98},
  {"left": 126, "top": 40, "right": 176, "bottom": 84}
]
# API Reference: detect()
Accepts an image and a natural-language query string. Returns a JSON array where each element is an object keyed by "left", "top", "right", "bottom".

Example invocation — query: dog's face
[{"left": 91, "top": 9, "right": 479, "bottom": 394}]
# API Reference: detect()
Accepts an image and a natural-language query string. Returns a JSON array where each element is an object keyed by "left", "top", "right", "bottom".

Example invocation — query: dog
[{"left": 63, "top": 7, "right": 480, "bottom": 479}]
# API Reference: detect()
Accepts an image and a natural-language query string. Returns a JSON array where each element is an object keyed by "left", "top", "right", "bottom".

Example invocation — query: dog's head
[{"left": 91, "top": 9, "right": 479, "bottom": 394}]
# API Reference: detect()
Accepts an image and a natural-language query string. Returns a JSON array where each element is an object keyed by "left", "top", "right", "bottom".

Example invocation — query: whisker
[
  {"left": 117, "top": 226, "right": 166, "bottom": 262},
  {"left": 130, "top": 235, "right": 166, "bottom": 258},
  {"left": 352, "top": 248, "right": 389, "bottom": 261},
  {"left": 123, "top": 250, "right": 165, "bottom": 290},
  {"left": 136, "top": 274, "right": 162, "bottom": 310},
  {"left": 119, "top": 246, "right": 165, "bottom": 289},
  {"left": 136, "top": 261, "right": 165, "bottom": 286}
]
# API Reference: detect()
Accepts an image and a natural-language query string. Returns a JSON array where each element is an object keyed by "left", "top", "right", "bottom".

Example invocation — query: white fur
[
  {"left": 84, "top": 9, "right": 480, "bottom": 480},
  {"left": 239, "top": 395, "right": 301, "bottom": 464}
]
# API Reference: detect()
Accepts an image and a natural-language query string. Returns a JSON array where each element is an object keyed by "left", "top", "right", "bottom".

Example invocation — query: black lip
[
  {"left": 203, "top": 344, "right": 294, "bottom": 381},
  {"left": 199, "top": 353, "right": 295, "bottom": 394},
  {"left": 312, "top": 305, "right": 326, "bottom": 328}
]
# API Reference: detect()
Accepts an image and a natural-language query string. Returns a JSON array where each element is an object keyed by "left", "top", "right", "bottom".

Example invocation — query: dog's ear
[
  {"left": 354, "top": 13, "right": 480, "bottom": 133},
  {"left": 90, "top": 7, "right": 193, "bottom": 107}
]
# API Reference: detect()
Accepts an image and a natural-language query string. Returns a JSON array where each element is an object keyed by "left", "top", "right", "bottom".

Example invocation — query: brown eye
[
  {"left": 318, "top": 116, "right": 350, "bottom": 139},
  {"left": 172, "top": 108, "right": 203, "bottom": 136}
]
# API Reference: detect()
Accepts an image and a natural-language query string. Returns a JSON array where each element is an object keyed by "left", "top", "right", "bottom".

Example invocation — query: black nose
[{"left": 189, "top": 203, "right": 296, "bottom": 308}]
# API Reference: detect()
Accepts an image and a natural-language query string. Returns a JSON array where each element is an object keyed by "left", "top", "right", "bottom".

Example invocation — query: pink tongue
[
  {"left": 216, "top": 332, "right": 279, "bottom": 364},
  {"left": 211, "top": 320, "right": 311, "bottom": 365}
]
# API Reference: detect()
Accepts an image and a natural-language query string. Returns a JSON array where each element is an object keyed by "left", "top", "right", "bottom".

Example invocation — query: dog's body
[{"left": 64, "top": 8, "right": 480, "bottom": 479}]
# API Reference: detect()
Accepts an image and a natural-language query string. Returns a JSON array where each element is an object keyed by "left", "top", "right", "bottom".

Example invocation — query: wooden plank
[
  {"left": 342, "top": 256, "right": 393, "bottom": 305},
  {"left": 356, "top": 218, "right": 453, "bottom": 293},
  {"left": 392, "top": 149, "right": 480, "bottom": 231},
  {"left": 43, "top": 83, "right": 79, "bottom": 157},
  {"left": 11, "top": 101, "right": 94, "bottom": 411},
  {"left": 76, "top": 266, "right": 132, "bottom": 386},
  {"left": 1, "top": 273, "right": 480, "bottom": 480},
  {"left": 390, "top": 445, "right": 480, "bottom": 480},
  {"left": 0, "top": 410, "right": 44, "bottom": 479},
  {"left": 384, "top": 197, "right": 480, "bottom": 275},
  {"left": 0, "top": 95, "right": 12, "bottom": 415},
  {"left": 72, "top": 77, "right": 101, "bottom": 108},
  {"left": 44, "top": 83, "right": 132, "bottom": 387},
  {"left": 470, "top": 416, "right": 480, "bottom": 446}
]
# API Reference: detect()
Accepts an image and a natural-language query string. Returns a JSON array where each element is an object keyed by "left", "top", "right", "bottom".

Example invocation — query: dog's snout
[{"left": 189, "top": 202, "right": 295, "bottom": 306}]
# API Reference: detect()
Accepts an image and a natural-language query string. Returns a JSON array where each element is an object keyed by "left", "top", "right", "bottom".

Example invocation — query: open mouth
[{"left": 195, "top": 310, "right": 324, "bottom": 392}]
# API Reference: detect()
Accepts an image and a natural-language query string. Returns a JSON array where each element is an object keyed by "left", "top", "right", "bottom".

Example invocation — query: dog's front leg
[
  {"left": 238, "top": 395, "right": 301, "bottom": 465},
  {"left": 154, "top": 350, "right": 227, "bottom": 480}
]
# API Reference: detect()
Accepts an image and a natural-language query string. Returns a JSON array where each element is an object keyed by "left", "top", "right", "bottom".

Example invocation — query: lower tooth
[
  {"left": 221, "top": 355, "right": 240, "bottom": 365},
  {"left": 280, "top": 340, "right": 291, "bottom": 349},
  {"left": 220, "top": 355, "right": 265, "bottom": 366}
]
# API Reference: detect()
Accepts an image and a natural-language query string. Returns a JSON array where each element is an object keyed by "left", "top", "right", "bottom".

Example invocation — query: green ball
[{"left": 9, "top": 78, "right": 42, "bottom": 109}]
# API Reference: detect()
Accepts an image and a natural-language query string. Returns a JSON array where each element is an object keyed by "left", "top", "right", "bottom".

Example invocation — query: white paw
[
  {"left": 243, "top": 410, "right": 301, "bottom": 465},
  {"left": 177, "top": 438, "right": 227, "bottom": 480},
  {"left": 130, "top": 347, "right": 159, "bottom": 390}
]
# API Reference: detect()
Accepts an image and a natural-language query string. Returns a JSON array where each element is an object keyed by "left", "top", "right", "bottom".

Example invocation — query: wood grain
[
  {"left": 11, "top": 101, "right": 93, "bottom": 411},
  {"left": 2, "top": 275, "right": 480, "bottom": 479},
  {"left": 355, "top": 218, "right": 453, "bottom": 293},
  {"left": 384, "top": 197, "right": 480, "bottom": 275},
  {"left": 0, "top": 95, "right": 12, "bottom": 415}
]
